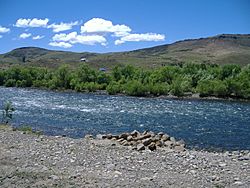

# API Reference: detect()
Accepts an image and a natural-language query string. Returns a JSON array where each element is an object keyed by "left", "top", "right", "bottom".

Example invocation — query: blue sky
[{"left": 0, "top": 0, "right": 249, "bottom": 53}]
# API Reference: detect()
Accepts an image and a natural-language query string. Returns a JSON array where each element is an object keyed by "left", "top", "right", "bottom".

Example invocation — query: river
[{"left": 0, "top": 87, "right": 250, "bottom": 151}]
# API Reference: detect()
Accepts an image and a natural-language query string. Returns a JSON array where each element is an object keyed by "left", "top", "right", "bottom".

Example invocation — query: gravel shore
[{"left": 0, "top": 126, "right": 249, "bottom": 188}]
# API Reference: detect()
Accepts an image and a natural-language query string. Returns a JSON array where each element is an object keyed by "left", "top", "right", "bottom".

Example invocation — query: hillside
[{"left": 0, "top": 34, "right": 250, "bottom": 69}]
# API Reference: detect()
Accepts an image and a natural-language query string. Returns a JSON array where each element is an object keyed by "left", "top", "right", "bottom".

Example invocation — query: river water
[{"left": 0, "top": 87, "right": 250, "bottom": 151}]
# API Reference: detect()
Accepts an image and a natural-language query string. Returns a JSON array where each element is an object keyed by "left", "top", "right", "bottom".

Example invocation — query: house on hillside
[{"left": 80, "top": 57, "right": 87, "bottom": 62}]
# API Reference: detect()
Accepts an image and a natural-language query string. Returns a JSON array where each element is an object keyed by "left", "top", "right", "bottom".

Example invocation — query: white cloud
[
  {"left": 48, "top": 21, "right": 79, "bottom": 32},
  {"left": 32, "top": 35, "right": 44, "bottom": 40},
  {"left": 15, "top": 18, "right": 49, "bottom": 27},
  {"left": 15, "top": 19, "right": 30, "bottom": 27},
  {"left": 114, "top": 40, "right": 125, "bottom": 45},
  {"left": 52, "top": 31, "right": 107, "bottom": 46},
  {"left": 81, "top": 18, "right": 131, "bottom": 37},
  {"left": 0, "top": 35, "right": 2, "bottom": 39},
  {"left": 80, "top": 18, "right": 165, "bottom": 46},
  {"left": 0, "top": 26, "right": 10, "bottom": 33},
  {"left": 49, "top": 42, "right": 72, "bottom": 48},
  {"left": 19, "top": 33, "right": 32, "bottom": 39},
  {"left": 115, "top": 33, "right": 165, "bottom": 45}
]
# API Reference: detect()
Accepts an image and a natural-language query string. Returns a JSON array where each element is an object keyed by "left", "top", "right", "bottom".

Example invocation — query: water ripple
[{"left": 0, "top": 86, "right": 250, "bottom": 150}]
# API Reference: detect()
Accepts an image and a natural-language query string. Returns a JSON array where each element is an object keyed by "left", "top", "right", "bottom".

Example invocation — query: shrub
[
  {"left": 107, "top": 82, "right": 122, "bottom": 95},
  {"left": 197, "top": 79, "right": 228, "bottom": 97},
  {"left": 124, "top": 80, "right": 146, "bottom": 96},
  {"left": 4, "top": 79, "right": 16, "bottom": 87},
  {"left": 147, "top": 83, "right": 169, "bottom": 96},
  {"left": 17, "top": 125, "right": 43, "bottom": 135},
  {"left": 2, "top": 101, "right": 15, "bottom": 124},
  {"left": 85, "top": 82, "right": 99, "bottom": 92},
  {"left": 170, "top": 77, "right": 192, "bottom": 97}
]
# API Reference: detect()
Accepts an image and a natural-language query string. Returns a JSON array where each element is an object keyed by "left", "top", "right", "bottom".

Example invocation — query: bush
[
  {"left": 2, "top": 101, "right": 15, "bottom": 124},
  {"left": 107, "top": 82, "right": 122, "bottom": 95},
  {"left": 4, "top": 79, "right": 16, "bottom": 87},
  {"left": 196, "top": 80, "right": 214, "bottom": 97},
  {"left": 197, "top": 79, "right": 228, "bottom": 97},
  {"left": 147, "top": 83, "right": 169, "bottom": 96},
  {"left": 0, "top": 71, "right": 5, "bottom": 85},
  {"left": 85, "top": 82, "right": 99, "bottom": 92},
  {"left": 32, "top": 80, "right": 47, "bottom": 88},
  {"left": 170, "top": 77, "right": 192, "bottom": 97},
  {"left": 0, "top": 63, "right": 249, "bottom": 99},
  {"left": 124, "top": 80, "right": 147, "bottom": 96}
]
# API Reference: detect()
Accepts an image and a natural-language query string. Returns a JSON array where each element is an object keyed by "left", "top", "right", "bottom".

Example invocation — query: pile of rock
[{"left": 94, "top": 130, "right": 186, "bottom": 151}]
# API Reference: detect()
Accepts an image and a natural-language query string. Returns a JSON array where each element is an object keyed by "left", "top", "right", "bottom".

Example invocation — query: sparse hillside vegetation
[{"left": 0, "top": 34, "right": 250, "bottom": 69}]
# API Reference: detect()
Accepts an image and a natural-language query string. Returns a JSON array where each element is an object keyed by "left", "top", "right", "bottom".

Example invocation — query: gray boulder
[
  {"left": 137, "top": 143, "right": 145, "bottom": 151},
  {"left": 96, "top": 134, "right": 106, "bottom": 139},
  {"left": 142, "top": 138, "right": 152, "bottom": 146},
  {"left": 161, "top": 134, "right": 170, "bottom": 141},
  {"left": 119, "top": 133, "right": 129, "bottom": 139},
  {"left": 127, "top": 135, "right": 133, "bottom": 142},
  {"left": 130, "top": 130, "right": 139, "bottom": 137},
  {"left": 170, "top": 137, "right": 176, "bottom": 142},
  {"left": 148, "top": 143, "right": 156, "bottom": 151},
  {"left": 84, "top": 134, "right": 93, "bottom": 139}
]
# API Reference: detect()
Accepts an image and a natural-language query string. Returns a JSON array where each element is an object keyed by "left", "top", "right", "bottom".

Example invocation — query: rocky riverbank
[
  {"left": 0, "top": 126, "right": 249, "bottom": 188},
  {"left": 92, "top": 131, "right": 186, "bottom": 152}
]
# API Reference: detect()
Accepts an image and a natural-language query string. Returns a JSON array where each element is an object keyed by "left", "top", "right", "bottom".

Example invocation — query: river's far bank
[{"left": 0, "top": 126, "right": 249, "bottom": 188}]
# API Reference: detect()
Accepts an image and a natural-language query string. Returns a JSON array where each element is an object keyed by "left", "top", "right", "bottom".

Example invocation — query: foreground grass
[{"left": 0, "top": 124, "right": 43, "bottom": 136}]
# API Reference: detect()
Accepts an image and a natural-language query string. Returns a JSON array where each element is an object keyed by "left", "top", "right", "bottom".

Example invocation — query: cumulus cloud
[
  {"left": 52, "top": 31, "right": 107, "bottom": 46},
  {"left": 81, "top": 18, "right": 131, "bottom": 37},
  {"left": 49, "top": 41, "right": 72, "bottom": 48},
  {"left": 15, "top": 18, "right": 49, "bottom": 27},
  {"left": 32, "top": 35, "right": 44, "bottom": 40},
  {"left": 115, "top": 33, "right": 165, "bottom": 45},
  {"left": 19, "top": 33, "right": 32, "bottom": 39},
  {"left": 80, "top": 18, "right": 165, "bottom": 45},
  {"left": 48, "top": 21, "right": 79, "bottom": 32},
  {"left": 0, "top": 26, "right": 10, "bottom": 33}
]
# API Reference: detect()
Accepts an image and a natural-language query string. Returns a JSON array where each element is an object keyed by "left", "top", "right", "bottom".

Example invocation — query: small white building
[{"left": 80, "top": 58, "right": 87, "bottom": 62}]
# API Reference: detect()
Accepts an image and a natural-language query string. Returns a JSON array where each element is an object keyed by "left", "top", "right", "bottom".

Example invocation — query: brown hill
[{"left": 0, "top": 34, "right": 250, "bottom": 69}]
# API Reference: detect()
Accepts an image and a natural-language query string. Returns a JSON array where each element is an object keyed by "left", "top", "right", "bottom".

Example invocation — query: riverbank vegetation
[
  {"left": 1, "top": 101, "right": 15, "bottom": 124},
  {"left": 0, "top": 63, "right": 249, "bottom": 99}
]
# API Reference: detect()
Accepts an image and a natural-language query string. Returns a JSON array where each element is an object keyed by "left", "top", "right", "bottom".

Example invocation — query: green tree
[
  {"left": 54, "top": 65, "right": 71, "bottom": 89},
  {"left": 107, "top": 81, "right": 122, "bottom": 95},
  {"left": 111, "top": 66, "right": 122, "bottom": 81},
  {"left": 2, "top": 101, "right": 15, "bottom": 124},
  {"left": 121, "top": 65, "right": 136, "bottom": 79},
  {"left": 76, "top": 64, "right": 96, "bottom": 83},
  {"left": 197, "top": 79, "right": 228, "bottom": 97},
  {"left": 4, "top": 79, "right": 16, "bottom": 87},
  {"left": 146, "top": 83, "right": 169, "bottom": 96},
  {"left": 220, "top": 64, "right": 241, "bottom": 80},
  {"left": 97, "top": 72, "right": 111, "bottom": 85},
  {"left": 0, "top": 70, "right": 5, "bottom": 85},
  {"left": 170, "top": 76, "right": 192, "bottom": 97},
  {"left": 124, "top": 80, "right": 146, "bottom": 96}
]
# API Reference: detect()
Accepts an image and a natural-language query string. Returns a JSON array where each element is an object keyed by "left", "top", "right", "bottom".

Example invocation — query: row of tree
[{"left": 0, "top": 63, "right": 249, "bottom": 99}]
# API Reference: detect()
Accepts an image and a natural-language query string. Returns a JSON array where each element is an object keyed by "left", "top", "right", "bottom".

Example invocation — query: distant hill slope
[{"left": 0, "top": 34, "right": 250, "bottom": 69}]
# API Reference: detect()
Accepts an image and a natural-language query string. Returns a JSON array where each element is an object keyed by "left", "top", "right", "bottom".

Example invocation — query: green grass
[
  {"left": 16, "top": 125, "right": 43, "bottom": 136},
  {"left": 0, "top": 124, "right": 12, "bottom": 130}
]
